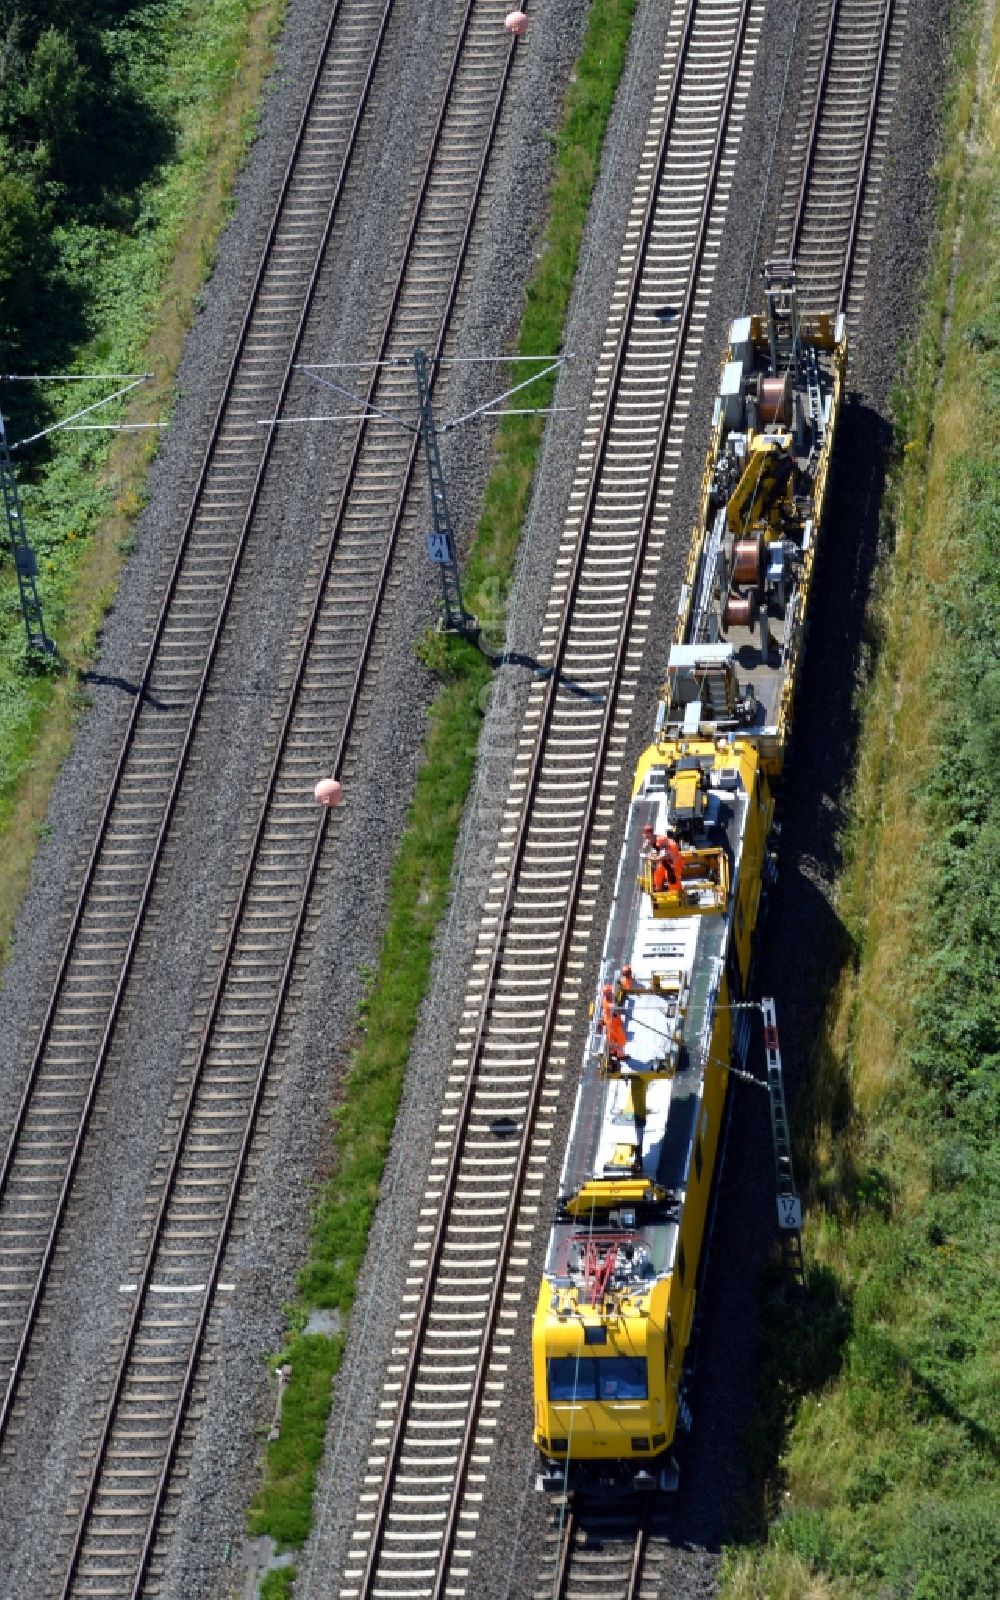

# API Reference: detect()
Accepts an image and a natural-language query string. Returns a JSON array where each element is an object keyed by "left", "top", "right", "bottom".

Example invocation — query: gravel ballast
[
  {"left": 0, "top": 0, "right": 957, "bottom": 1595},
  {"left": 300, "top": 2, "right": 958, "bottom": 1598},
  {"left": 0, "top": 0, "right": 590, "bottom": 1593}
]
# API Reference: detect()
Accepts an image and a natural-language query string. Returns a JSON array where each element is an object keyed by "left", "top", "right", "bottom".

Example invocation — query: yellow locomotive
[{"left": 532, "top": 264, "right": 846, "bottom": 1494}]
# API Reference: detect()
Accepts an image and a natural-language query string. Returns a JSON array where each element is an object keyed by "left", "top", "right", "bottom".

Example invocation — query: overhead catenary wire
[
  {"left": 296, "top": 366, "right": 414, "bottom": 429},
  {"left": 740, "top": 0, "right": 806, "bottom": 315},
  {"left": 5, "top": 371, "right": 153, "bottom": 383},
  {"left": 257, "top": 405, "right": 570, "bottom": 427},
  {"left": 11, "top": 374, "right": 153, "bottom": 450},
  {"left": 700, "top": 1048, "right": 769, "bottom": 1090},
  {"left": 295, "top": 351, "right": 574, "bottom": 367},
  {"left": 440, "top": 354, "right": 568, "bottom": 430},
  {"left": 435, "top": 351, "right": 575, "bottom": 363},
  {"left": 274, "top": 351, "right": 569, "bottom": 435},
  {"left": 63, "top": 423, "right": 167, "bottom": 433}
]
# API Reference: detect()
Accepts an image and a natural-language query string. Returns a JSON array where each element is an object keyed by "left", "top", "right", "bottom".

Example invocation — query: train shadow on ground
[{"left": 663, "top": 393, "right": 896, "bottom": 1554}]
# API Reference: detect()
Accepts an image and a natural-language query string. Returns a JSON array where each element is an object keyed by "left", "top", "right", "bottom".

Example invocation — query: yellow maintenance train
[{"left": 532, "top": 263, "right": 846, "bottom": 1494}]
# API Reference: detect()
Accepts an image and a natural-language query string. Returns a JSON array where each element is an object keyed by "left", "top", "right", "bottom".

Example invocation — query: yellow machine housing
[
  {"left": 532, "top": 740, "right": 772, "bottom": 1493},
  {"left": 532, "top": 266, "right": 842, "bottom": 1497},
  {"left": 662, "top": 273, "right": 847, "bottom": 776}
]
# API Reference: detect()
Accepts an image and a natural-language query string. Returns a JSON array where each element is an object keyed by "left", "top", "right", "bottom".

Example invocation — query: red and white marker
[{"left": 314, "top": 777, "right": 344, "bottom": 807}]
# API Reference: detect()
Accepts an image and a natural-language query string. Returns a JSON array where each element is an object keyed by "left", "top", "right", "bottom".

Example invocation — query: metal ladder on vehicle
[
  {"left": 0, "top": 409, "right": 54, "bottom": 655},
  {"left": 763, "top": 258, "right": 800, "bottom": 372},
  {"left": 804, "top": 343, "right": 826, "bottom": 449},
  {"left": 761, "top": 996, "right": 805, "bottom": 1290}
]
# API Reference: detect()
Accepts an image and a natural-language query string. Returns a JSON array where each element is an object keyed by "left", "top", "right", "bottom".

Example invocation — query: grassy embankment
[
  {"left": 247, "top": 3, "right": 640, "bottom": 1592},
  {"left": 722, "top": 3, "right": 1000, "bottom": 1596},
  {"left": 0, "top": 0, "right": 286, "bottom": 954}
]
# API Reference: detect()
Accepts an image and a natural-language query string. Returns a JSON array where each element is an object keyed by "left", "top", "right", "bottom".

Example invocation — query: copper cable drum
[
  {"left": 759, "top": 373, "right": 792, "bottom": 424},
  {"left": 732, "top": 536, "right": 763, "bottom": 586},
  {"left": 724, "top": 592, "right": 758, "bottom": 629}
]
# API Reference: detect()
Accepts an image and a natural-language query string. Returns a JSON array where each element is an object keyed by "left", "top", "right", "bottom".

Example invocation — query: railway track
[
  {"left": 0, "top": 0, "right": 397, "bottom": 1454},
  {"left": 777, "top": 0, "right": 907, "bottom": 317},
  {"left": 538, "top": 1502, "right": 676, "bottom": 1600},
  {"left": 523, "top": 5, "right": 907, "bottom": 1597},
  {"left": 0, "top": 1, "right": 539, "bottom": 1592},
  {"left": 531, "top": 6, "right": 907, "bottom": 1597},
  {"left": 334, "top": 0, "right": 915, "bottom": 1594},
  {"left": 340, "top": 0, "right": 765, "bottom": 1593},
  {"left": 0, "top": 0, "right": 914, "bottom": 1587}
]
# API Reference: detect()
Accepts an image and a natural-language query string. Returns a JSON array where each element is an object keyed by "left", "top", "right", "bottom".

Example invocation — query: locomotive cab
[{"left": 532, "top": 1205, "right": 678, "bottom": 1494}]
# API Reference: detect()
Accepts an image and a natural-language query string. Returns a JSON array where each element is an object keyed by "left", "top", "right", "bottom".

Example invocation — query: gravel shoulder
[
  {"left": 0, "top": 0, "right": 589, "bottom": 1593},
  {"left": 0, "top": 0, "right": 955, "bottom": 1595},
  {"left": 299, "top": 1, "right": 957, "bottom": 1597}
]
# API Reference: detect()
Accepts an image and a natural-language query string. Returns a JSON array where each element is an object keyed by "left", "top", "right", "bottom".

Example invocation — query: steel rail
[
  {"left": 0, "top": 0, "right": 358, "bottom": 1203},
  {"left": 551, "top": 1508, "right": 576, "bottom": 1600},
  {"left": 837, "top": 0, "right": 894, "bottom": 312},
  {"left": 544, "top": 10, "right": 899, "bottom": 1598},
  {"left": 550, "top": 11, "right": 896, "bottom": 1597},
  {"left": 626, "top": 1516, "right": 648, "bottom": 1600},
  {"left": 429, "top": 8, "right": 752, "bottom": 1586},
  {"left": 0, "top": 0, "right": 396, "bottom": 1444},
  {"left": 788, "top": 0, "right": 841, "bottom": 258},
  {"left": 356, "top": 0, "right": 753, "bottom": 1591},
  {"left": 781, "top": 0, "right": 898, "bottom": 311},
  {"left": 547, "top": 1504, "right": 576, "bottom": 1593},
  {"left": 545, "top": 1504, "right": 648, "bottom": 1600},
  {"left": 58, "top": 16, "right": 529, "bottom": 1597}
]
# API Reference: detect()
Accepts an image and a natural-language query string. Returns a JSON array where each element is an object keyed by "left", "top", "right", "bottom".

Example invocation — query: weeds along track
[
  {"left": 341, "top": 1, "right": 765, "bottom": 1595},
  {"left": 777, "top": 0, "right": 907, "bottom": 318},
  {"left": 0, "top": 1, "right": 535, "bottom": 1592}
]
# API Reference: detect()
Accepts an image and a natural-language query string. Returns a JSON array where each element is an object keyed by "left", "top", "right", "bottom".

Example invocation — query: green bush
[
  {"left": 772, "top": 1507, "right": 837, "bottom": 1571},
  {"left": 886, "top": 1498, "right": 1000, "bottom": 1600},
  {"left": 260, "top": 1569, "right": 295, "bottom": 1600}
]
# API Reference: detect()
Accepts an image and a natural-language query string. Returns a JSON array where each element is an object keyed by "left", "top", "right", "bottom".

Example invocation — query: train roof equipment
[
  {"left": 532, "top": 262, "right": 840, "bottom": 1497},
  {"left": 662, "top": 261, "right": 846, "bottom": 774}
]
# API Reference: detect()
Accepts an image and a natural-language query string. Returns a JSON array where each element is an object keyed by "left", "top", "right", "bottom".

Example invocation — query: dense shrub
[
  {"left": 910, "top": 455, "right": 1000, "bottom": 1127},
  {"left": 887, "top": 1498, "right": 1000, "bottom": 1600},
  {"left": 0, "top": 2, "right": 172, "bottom": 374}
]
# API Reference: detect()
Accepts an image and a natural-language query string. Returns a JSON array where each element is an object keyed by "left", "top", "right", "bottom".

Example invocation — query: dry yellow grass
[
  {"left": 809, "top": 46, "right": 984, "bottom": 1160},
  {"left": 0, "top": 1, "right": 284, "bottom": 957},
  {"left": 720, "top": 14, "right": 999, "bottom": 1596},
  {"left": 723, "top": 1548, "right": 851, "bottom": 1600}
]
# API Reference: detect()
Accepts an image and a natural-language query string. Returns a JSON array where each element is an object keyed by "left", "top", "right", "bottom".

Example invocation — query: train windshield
[{"left": 547, "top": 1356, "right": 648, "bottom": 1402}]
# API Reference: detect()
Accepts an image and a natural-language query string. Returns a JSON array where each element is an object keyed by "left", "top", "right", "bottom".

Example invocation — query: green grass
[
  {"left": 721, "top": 4, "right": 1000, "bottom": 1595},
  {"left": 1, "top": 0, "right": 284, "bottom": 777},
  {"left": 247, "top": 0, "right": 640, "bottom": 1554},
  {"left": 260, "top": 1569, "right": 296, "bottom": 1600}
]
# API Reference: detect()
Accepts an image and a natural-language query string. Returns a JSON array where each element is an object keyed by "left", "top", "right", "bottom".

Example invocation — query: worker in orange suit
[
  {"left": 666, "top": 831, "right": 685, "bottom": 886},
  {"left": 600, "top": 982, "right": 627, "bottom": 1060},
  {"left": 652, "top": 832, "right": 684, "bottom": 893}
]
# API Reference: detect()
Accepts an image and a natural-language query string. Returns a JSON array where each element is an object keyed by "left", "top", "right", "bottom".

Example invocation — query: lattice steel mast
[
  {"left": 0, "top": 409, "right": 55, "bottom": 656},
  {"left": 413, "top": 348, "right": 476, "bottom": 639}
]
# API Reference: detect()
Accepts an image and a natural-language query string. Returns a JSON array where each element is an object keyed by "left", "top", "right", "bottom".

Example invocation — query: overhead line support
[{"left": 0, "top": 411, "right": 55, "bottom": 658}]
